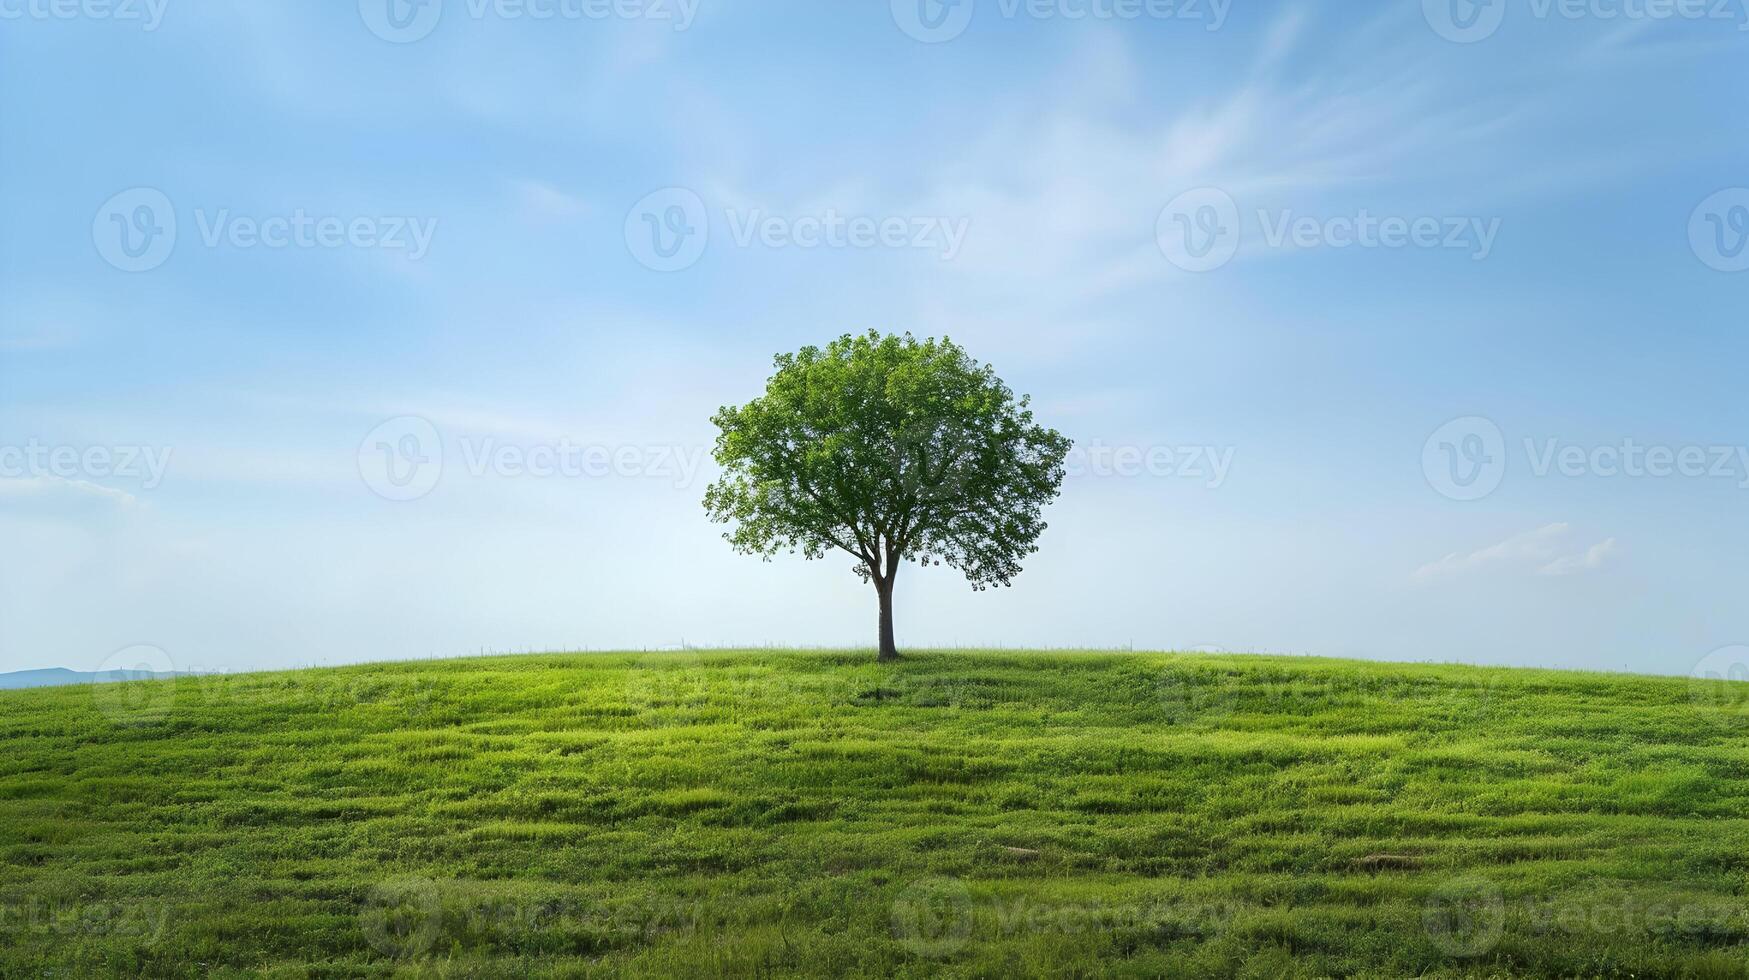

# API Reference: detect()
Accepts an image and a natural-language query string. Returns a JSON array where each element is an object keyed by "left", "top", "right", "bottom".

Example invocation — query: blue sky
[{"left": 1, "top": 0, "right": 1746, "bottom": 677}]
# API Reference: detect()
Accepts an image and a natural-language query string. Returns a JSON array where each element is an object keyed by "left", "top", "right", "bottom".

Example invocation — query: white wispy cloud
[
  {"left": 0, "top": 325, "right": 80, "bottom": 352},
  {"left": 510, "top": 179, "right": 591, "bottom": 221},
  {"left": 761, "top": 3, "right": 1671, "bottom": 352},
  {"left": 0, "top": 476, "right": 138, "bottom": 508},
  {"left": 1413, "top": 523, "right": 1617, "bottom": 583},
  {"left": 1538, "top": 537, "right": 1618, "bottom": 577}
]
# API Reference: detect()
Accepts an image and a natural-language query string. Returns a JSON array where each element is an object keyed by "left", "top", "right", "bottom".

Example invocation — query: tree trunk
[{"left": 876, "top": 577, "right": 898, "bottom": 662}]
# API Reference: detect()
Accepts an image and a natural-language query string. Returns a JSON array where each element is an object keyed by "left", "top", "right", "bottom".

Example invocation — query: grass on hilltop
[{"left": 1, "top": 650, "right": 1747, "bottom": 978}]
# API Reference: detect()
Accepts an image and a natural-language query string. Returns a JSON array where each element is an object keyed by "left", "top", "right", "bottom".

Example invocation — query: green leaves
[{"left": 703, "top": 332, "right": 1072, "bottom": 589}]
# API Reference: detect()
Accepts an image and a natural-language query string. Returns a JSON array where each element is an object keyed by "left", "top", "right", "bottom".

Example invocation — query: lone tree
[{"left": 704, "top": 332, "right": 1072, "bottom": 662}]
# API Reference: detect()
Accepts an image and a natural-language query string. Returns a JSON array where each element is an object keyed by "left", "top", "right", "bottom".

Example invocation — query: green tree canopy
[{"left": 703, "top": 332, "right": 1072, "bottom": 660}]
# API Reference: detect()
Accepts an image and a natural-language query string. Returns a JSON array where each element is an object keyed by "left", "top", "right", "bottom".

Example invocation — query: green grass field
[{"left": 2, "top": 650, "right": 1747, "bottom": 978}]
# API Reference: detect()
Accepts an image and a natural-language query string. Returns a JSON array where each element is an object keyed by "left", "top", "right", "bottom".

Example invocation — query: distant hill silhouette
[{"left": 0, "top": 668, "right": 181, "bottom": 690}]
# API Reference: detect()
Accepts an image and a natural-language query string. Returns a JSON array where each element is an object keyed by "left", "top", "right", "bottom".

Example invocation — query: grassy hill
[{"left": 1, "top": 650, "right": 1746, "bottom": 978}]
